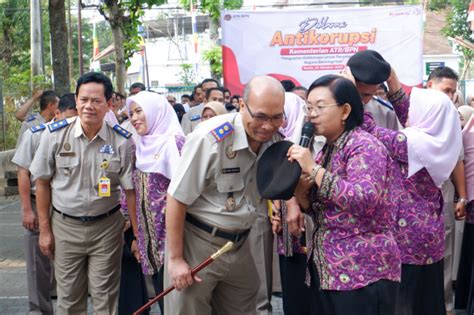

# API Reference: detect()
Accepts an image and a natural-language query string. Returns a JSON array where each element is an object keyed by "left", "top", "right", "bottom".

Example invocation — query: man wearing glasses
[{"left": 165, "top": 75, "right": 285, "bottom": 314}]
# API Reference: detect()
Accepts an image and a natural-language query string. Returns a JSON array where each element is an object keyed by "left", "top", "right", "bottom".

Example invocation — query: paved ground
[{"left": 0, "top": 196, "right": 283, "bottom": 314}]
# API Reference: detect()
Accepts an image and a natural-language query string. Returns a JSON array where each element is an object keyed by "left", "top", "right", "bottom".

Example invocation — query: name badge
[
  {"left": 222, "top": 167, "right": 240, "bottom": 174},
  {"left": 59, "top": 152, "right": 76, "bottom": 157},
  {"left": 98, "top": 176, "right": 111, "bottom": 197}
]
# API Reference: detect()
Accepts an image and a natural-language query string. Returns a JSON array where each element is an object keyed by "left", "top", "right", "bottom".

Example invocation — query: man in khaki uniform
[
  {"left": 181, "top": 78, "right": 220, "bottom": 134},
  {"left": 12, "top": 94, "right": 77, "bottom": 315},
  {"left": 30, "top": 72, "right": 136, "bottom": 314},
  {"left": 165, "top": 75, "right": 286, "bottom": 315},
  {"left": 16, "top": 91, "right": 59, "bottom": 147}
]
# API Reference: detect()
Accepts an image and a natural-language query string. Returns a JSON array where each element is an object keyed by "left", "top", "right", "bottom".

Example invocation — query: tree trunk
[
  {"left": 49, "top": 0, "right": 70, "bottom": 95},
  {"left": 461, "top": 56, "right": 471, "bottom": 80},
  {"left": 105, "top": 0, "right": 126, "bottom": 95},
  {"left": 209, "top": 17, "right": 219, "bottom": 45}
]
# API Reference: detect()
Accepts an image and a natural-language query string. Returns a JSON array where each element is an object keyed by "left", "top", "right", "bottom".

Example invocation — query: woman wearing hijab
[
  {"left": 201, "top": 101, "right": 227, "bottom": 121},
  {"left": 455, "top": 115, "right": 474, "bottom": 314},
  {"left": 459, "top": 105, "right": 474, "bottom": 128},
  {"left": 287, "top": 75, "right": 401, "bottom": 315},
  {"left": 127, "top": 91, "right": 185, "bottom": 313},
  {"left": 358, "top": 71, "right": 462, "bottom": 315}
]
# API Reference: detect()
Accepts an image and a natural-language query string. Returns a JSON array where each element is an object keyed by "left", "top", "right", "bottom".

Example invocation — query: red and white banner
[{"left": 221, "top": 5, "right": 423, "bottom": 95}]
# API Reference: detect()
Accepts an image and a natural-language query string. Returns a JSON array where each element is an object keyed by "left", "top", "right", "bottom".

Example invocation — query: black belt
[
  {"left": 185, "top": 213, "right": 250, "bottom": 243},
  {"left": 53, "top": 204, "right": 120, "bottom": 222}
]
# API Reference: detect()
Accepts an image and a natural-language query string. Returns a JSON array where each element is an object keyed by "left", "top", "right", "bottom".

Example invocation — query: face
[
  {"left": 355, "top": 81, "right": 378, "bottom": 105},
  {"left": 428, "top": 78, "right": 458, "bottom": 101},
  {"left": 240, "top": 92, "right": 285, "bottom": 144},
  {"left": 167, "top": 95, "right": 176, "bottom": 106},
  {"left": 292, "top": 89, "right": 306, "bottom": 101},
  {"left": 231, "top": 97, "right": 239, "bottom": 106},
  {"left": 375, "top": 85, "right": 388, "bottom": 101},
  {"left": 181, "top": 96, "right": 190, "bottom": 104},
  {"left": 201, "top": 108, "right": 216, "bottom": 121},
  {"left": 76, "top": 82, "right": 111, "bottom": 127},
  {"left": 224, "top": 91, "right": 231, "bottom": 103},
  {"left": 194, "top": 88, "right": 204, "bottom": 103},
  {"left": 459, "top": 111, "right": 465, "bottom": 127},
  {"left": 306, "top": 86, "right": 350, "bottom": 143},
  {"left": 129, "top": 102, "right": 148, "bottom": 136},
  {"left": 205, "top": 90, "right": 224, "bottom": 104}
]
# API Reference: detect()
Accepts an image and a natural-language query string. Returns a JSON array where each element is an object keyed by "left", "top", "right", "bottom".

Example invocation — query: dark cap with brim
[
  {"left": 347, "top": 50, "right": 391, "bottom": 85},
  {"left": 257, "top": 140, "right": 301, "bottom": 201}
]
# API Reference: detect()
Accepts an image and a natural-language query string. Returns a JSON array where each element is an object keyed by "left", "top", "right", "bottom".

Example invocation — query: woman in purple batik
[
  {"left": 287, "top": 75, "right": 401, "bottom": 315},
  {"left": 349, "top": 66, "right": 463, "bottom": 315},
  {"left": 127, "top": 91, "right": 185, "bottom": 314}
]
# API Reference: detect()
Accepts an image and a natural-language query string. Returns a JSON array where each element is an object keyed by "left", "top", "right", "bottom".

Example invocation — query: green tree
[
  {"left": 442, "top": 0, "right": 473, "bottom": 79},
  {"left": 202, "top": 46, "right": 222, "bottom": 80},
  {"left": 98, "top": 0, "right": 166, "bottom": 94},
  {"left": 179, "top": 63, "right": 196, "bottom": 86}
]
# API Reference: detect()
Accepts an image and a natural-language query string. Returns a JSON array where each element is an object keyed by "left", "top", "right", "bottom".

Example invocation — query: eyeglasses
[
  {"left": 244, "top": 102, "right": 286, "bottom": 124},
  {"left": 304, "top": 103, "right": 340, "bottom": 115}
]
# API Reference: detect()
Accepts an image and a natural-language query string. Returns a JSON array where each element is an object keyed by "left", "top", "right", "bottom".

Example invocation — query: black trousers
[
  {"left": 152, "top": 266, "right": 165, "bottom": 314},
  {"left": 455, "top": 223, "right": 474, "bottom": 314},
  {"left": 118, "top": 228, "right": 149, "bottom": 315},
  {"left": 279, "top": 254, "right": 311, "bottom": 315},
  {"left": 309, "top": 261, "right": 399, "bottom": 315},
  {"left": 395, "top": 260, "right": 446, "bottom": 315}
]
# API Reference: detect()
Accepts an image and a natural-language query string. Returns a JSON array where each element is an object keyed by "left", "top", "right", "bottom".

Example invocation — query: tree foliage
[
  {"left": 203, "top": 46, "right": 222, "bottom": 80},
  {"left": 179, "top": 0, "right": 243, "bottom": 22}
]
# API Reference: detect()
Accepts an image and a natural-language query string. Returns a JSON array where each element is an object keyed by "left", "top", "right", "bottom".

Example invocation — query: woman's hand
[
  {"left": 287, "top": 144, "right": 315, "bottom": 175},
  {"left": 131, "top": 239, "right": 141, "bottom": 263},
  {"left": 340, "top": 66, "right": 356, "bottom": 85},
  {"left": 271, "top": 205, "right": 282, "bottom": 234}
]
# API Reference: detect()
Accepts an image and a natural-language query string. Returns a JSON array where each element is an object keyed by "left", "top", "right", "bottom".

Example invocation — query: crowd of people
[{"left": 10, "top": 49, "right": 474, "bottom": 315}]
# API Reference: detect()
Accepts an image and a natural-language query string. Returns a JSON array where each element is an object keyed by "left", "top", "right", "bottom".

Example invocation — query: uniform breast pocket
[
  {"left": 103, "top": 159, "right": 121, "bottom": 181},
  {"left": 56, "top": 156, "right": 79, "bottom": 177},
  {"left": 216, "top": 177, "right": 245, "bottom": 208}
]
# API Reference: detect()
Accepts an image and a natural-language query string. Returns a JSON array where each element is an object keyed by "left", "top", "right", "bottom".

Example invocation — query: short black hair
[
  {"left": 39, "top": 90, "right": 58, "bottom": 111},
  {"left": 76, "top": 72, "right": 114, "bottom": 101},
  {"left": 181, "top": 94, "right": 191, "bottom": 100},
  {"left": 205, "top": 87, "right": 224, "bottom": 100},
  {"left": 223, "top": 88, "right": 230, "bottom": 94},
  {"left": 280, "top": 80, "right": 296, "bottom": 92},
  {"left": 130, "top": 82, "right": 146, "bottom": 92},
  {"left": 292, "top": 86, "right": 308, "bottom": 93},
  {"left": 427, "top": 66, "right": 459, "bottom": 82},
  {"left": 58, "top": 93, "right": 77, "bottom": 112},
  {"left": 114, "top": 91, "right": 125, "bottom": 100},
  {"left": 201, "top": 78, "right": 220, "bottom": 88},
  {"left": 231, "top": 95, "right": 241, "bottom": 102},
  {"left": 307, "top": 75, "right": 363, "bottom": 132}
]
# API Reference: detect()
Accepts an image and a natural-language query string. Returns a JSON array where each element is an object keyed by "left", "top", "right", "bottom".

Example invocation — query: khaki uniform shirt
[
  {"left": 12, "top": 122, "right": 50, "bottom": 194},
  {"left": 168, "top": 113, "right": 282, "bottom": 231},
  {"left": 30, "top": 117, "right": 134, "bottom": 217},
  {"left": 365, "top": 98, "right": 401, "bottom": 131},
  {"left": 181, "top": 103, "right": 203, "bottom": 135},
  {"left": 16, "top": 112, "right": 46, "bottom": 149}
]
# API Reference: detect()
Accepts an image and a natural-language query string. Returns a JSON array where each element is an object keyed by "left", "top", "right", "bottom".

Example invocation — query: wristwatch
[{"left": 458, "top": 198, "right": 468, "bottom": 206}]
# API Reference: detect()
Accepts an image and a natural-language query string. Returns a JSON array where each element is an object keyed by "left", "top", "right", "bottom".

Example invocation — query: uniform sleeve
[
  {"left": 15, "top": 122, "right": 30, "bottom": 149},
  {"left": 11, "top": 130, "right": 36, "bottom": 169},
  {"left": 167, "top": 131, "right": 217, "bottom": 206},
  {"left": 118, "top": 138, "right": 135, "bottom": 190},
  {"left": 318, "top": 137, "right": 389, "bottom": 215},
  {"left": 29, "top": 130, "right": 56, "bottom": 180},
  {"left": 181, "top": 112, "right": 192, "bottom": 135}
]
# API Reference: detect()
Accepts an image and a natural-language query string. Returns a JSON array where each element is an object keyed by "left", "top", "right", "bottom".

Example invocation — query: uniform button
[
  {"left": 229, "top": 186, "right": 233, "bottom": 190},
  {"left": 249, "top": 179, "right": 253, "bottom": 183}
]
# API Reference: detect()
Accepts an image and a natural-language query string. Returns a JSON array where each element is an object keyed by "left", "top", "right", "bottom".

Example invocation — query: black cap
[
  {"left": 257, "top": 140, "right": 301, "bottom": 201},
  {"left": 347, "top": 50, "right": 391, "bottom": 85}
]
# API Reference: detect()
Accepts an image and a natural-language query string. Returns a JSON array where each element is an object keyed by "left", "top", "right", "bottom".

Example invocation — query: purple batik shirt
[
  {"left": 362, "top": 89, "right": 444, "bottom": 265},
  {"left": 307, "top": 128, "right": 401, "bottom": 291}
]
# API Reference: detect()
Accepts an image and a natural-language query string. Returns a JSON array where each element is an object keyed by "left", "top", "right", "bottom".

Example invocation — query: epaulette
[
  {"left": 190, "top": 114, "right": 201, "bottom": 121},
  {"left": 210, "top": 122, "right": 233, "bottom": 142},
  {"left": 113, "top": 124, "right": 132, "bottom": 139},
  {"left": 47, "top": 119, "right": 70, "bottom": 132},
  {"left": 26, "top": 114, "right": 36, "bottom": 122},
  {"left": 373, "top": 96, "right": 394, "bottom": 110},
  {"left": 30, "top": 124, "right": 46, "bottom": 133}
]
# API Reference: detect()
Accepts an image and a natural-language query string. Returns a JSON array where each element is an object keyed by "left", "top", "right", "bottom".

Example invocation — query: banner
[{"left": 222, "top": 5, "right": 423, "bottom": 95}]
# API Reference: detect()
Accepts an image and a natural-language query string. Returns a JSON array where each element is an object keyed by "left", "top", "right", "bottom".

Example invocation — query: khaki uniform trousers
[
  {"left": 249, "top": 215, "right": 274, "bottom": 315},
  {"left": 51, "top": 210, "right": 124, "bottom": 315},
  {"left": 164, "top": 222, "right": 258, "bottom": 315},
  {"left": 25, "top": 199, "right": 53, "bottom": 315}
]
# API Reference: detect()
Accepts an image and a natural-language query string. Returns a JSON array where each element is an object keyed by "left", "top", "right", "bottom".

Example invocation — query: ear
[
  {"left": 239, "top": 99, "right": 245, "bottom": 112},
  {"left": 106, "top": 98, "right": 113, "bottom": 110},
  {"left": 426, "top": 80, "right": 433, "bottom": 89},
  {"left": 341, "top": 103, "right": 352, "bottom": 121}
]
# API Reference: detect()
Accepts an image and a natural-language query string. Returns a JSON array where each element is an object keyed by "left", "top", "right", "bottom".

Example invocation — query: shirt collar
[
  {"left": 232, "top": 113, "right": 249, "bottom": 151},
  {"left": 74, "top": 118, "right": 108, "bottom": 141}
]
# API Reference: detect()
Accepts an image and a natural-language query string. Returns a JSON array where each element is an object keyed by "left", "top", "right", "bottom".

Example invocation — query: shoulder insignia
[
  {"left": 47, "top": 119, "right": 70, "bottom": 132},
  {"left": 30, "top": 124, "right": 46, "bottom": 133},
  {"left": 190, "top": 114, "right": 201, "bottom": 121},
  {"left": 113, "top": 124, "right": 132, "bottom": 139},
  {"left": 210, "top": 122, "right": 234, "bottom": 142},
  {"left": 373, "top": 97, "right": 394, "bottom": 110},
  {"left": 26, "top": 114, "right": 36, "bottom": 122}
]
